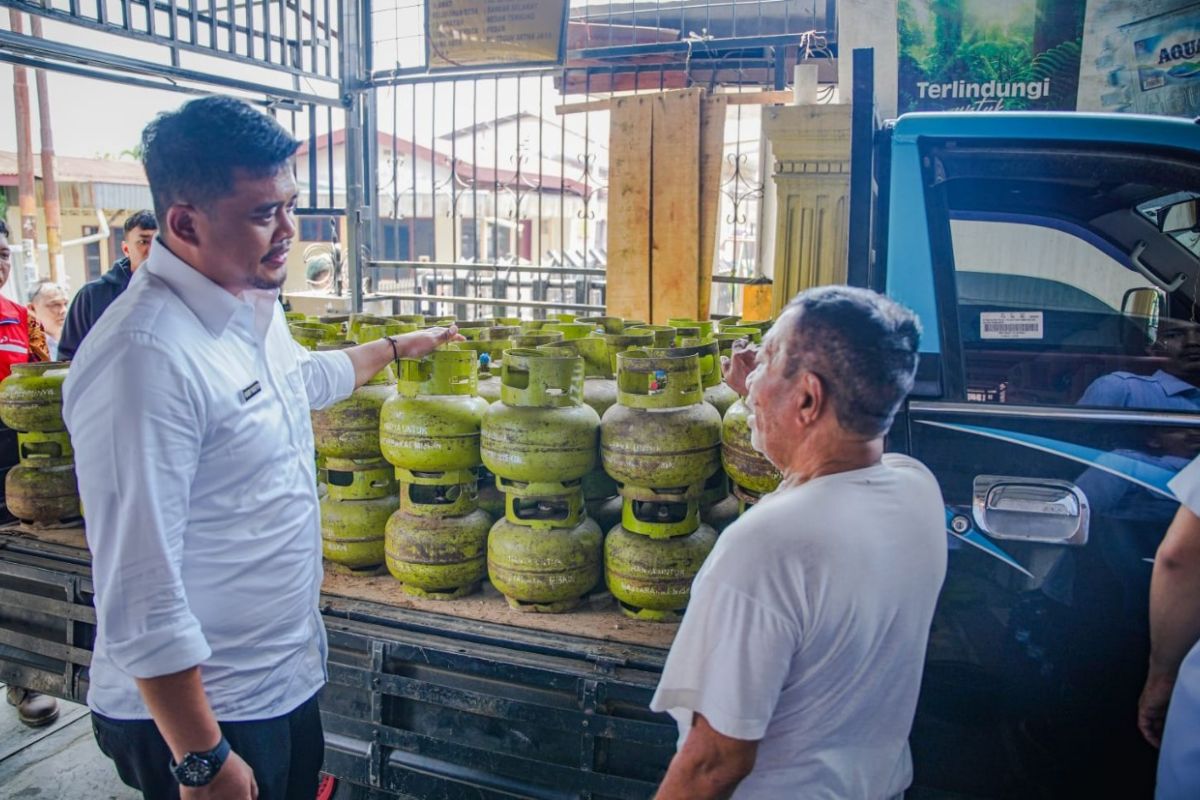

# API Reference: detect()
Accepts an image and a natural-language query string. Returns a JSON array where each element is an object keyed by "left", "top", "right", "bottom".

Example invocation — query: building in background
[{"left": 0, "top": 151, "right": 150, "bottom": 302}]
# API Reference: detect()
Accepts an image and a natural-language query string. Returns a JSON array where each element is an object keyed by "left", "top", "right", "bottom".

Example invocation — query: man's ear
[
  {"left": 166, "top": 205, "right": 202, "bottom": 248},
  {"left": 793, "top": 371, "right": 825, "bottom": 427}
]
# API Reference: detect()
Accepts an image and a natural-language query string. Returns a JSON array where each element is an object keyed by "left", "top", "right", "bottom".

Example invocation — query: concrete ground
[{"left": 0, "top": 684, "right": 139, "bottom": 800}]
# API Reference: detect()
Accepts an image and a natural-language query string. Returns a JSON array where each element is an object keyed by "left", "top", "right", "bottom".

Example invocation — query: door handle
[{"left": 972, "top": 476, "right": 1089, "bottom": 546}]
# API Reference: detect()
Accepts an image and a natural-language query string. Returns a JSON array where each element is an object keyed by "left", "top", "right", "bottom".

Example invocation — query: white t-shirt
[{"left": 650, "top": 454, "right": 947, "bottom": 800}]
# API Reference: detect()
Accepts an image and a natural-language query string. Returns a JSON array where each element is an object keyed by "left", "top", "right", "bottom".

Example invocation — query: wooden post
[
  {"left": 697, "top": 94, "right": 728, "bottom": 321},
  {"left": 31, "top": 16, "right": 62, "bottom": 287},
  {"left": 648, "top": 89, "right": 700, "bottom": 323},
  {"left": 9, "top": 9, "right": 39, "bottom": 298},
  {"left": 604, "top": 96, "right": 653, "bottom": 321}
]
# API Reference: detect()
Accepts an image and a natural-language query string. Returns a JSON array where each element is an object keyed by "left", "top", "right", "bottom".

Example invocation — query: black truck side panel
[{"left": 0, "top": 535, "right": 677, "bottom": 799}]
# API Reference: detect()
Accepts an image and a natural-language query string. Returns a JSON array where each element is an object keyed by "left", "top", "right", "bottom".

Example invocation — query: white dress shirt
[{"left": 63, "top": 239, "right": 355, "bottom": 721}]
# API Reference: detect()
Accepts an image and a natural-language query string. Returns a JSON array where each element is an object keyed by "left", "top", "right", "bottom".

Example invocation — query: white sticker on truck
[{"left": 980, "top": 311, "right": 1043, "bottom": 340}]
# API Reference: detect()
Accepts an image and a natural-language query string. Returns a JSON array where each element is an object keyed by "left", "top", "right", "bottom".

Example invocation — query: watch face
[{"left": 178, "top": 755, "right": 215, "bottom": 786}]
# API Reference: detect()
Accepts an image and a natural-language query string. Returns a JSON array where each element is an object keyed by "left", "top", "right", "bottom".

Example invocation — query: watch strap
[{"left": 170, "top": 735, "right": 231, "bottom": 787}]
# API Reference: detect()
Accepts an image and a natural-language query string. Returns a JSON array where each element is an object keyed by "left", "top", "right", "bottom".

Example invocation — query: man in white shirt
[
  {"left": 1138, "top": 454, "right": 1200, "bottom": 798},
  {"left": 650, "top": 286, "right": 947, "bottom": 800},
  {"left": 64, "top": 95, "right": 459, "bottom": 800}
]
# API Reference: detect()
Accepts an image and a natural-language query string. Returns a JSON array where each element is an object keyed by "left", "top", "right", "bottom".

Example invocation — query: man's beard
[{"left": 250, "top": 269, "right": 287, "bottom": 291}]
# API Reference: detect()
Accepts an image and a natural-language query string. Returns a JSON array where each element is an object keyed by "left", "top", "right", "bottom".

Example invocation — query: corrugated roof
[{"left": 0, "top": 151, "right": 146, "bottom": 187}]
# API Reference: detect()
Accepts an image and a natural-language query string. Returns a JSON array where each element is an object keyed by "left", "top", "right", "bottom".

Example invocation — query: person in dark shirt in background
[{"left": 58, "top": 211, "right": 156, "bottom": 360}]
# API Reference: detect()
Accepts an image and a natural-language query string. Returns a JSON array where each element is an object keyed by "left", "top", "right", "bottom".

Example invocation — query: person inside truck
[
  {"left": 649, "top": 286, "right": 946, "bottom": 800},
  {"left": 62, "top": 95, "right": 461, "bottom": 800},
  {"left": 1078, "top": 316, "right": 1200, "bottom": 412},
  {"left": 57, "top": 210, "right": 157, "bottom": 361}
]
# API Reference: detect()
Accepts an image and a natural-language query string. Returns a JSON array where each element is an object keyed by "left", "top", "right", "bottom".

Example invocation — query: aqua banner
[{"left": 899, "top": 0, "right": 1200, "bottom": 117}]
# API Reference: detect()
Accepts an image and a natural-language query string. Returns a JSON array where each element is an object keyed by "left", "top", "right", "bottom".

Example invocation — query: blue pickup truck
[
  {"left": 861, "top": 106, "right": 1200, "bottom": 797},
  {"left": 0, "top": 97, "right": 1197, "bottom": 800}
]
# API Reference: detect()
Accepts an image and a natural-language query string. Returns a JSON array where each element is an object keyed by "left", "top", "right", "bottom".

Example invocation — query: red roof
[
  {"left": 298, "top": 130, "right": 589, "bottom": 196},
  {"left": 297, "top": 129, "right": 456, "bottom": 170},
  {"left": 452, "top": 162, "right": 590, "bottom": 197}
]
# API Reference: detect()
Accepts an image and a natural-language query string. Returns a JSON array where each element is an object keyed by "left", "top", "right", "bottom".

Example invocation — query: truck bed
[{"left": 10, "top": 523, "right": 680, "bottom": 651}]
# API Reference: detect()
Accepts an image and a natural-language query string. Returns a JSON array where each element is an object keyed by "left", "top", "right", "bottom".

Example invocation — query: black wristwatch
[{"left": 170, "top": 736, "right": 231, "bottom": 787}]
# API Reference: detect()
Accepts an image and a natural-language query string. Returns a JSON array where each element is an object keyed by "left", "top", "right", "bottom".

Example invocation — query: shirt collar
[
  {"left": 1153, "top": 370, "right": 1200, "bottom": 397},
  {"left": 143, "top": 238, "right": 279, "bottom": 339}
]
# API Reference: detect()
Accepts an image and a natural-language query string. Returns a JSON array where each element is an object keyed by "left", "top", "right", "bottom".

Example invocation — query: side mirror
[
  {"left": 1157, "top": 198, "right": 1200, "bottom": 234},
  {"left": 1121, "top": 286, "right": 1162, "bottom": 318},
  {"left": 1121, "top": 286, "right": 1162, "bottom": 346}
]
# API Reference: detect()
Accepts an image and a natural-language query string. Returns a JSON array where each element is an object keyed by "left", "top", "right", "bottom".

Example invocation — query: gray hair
[
  {"left": 777, "top": 285, "right": 921, "bottom": 438},
  {"left": 27, "top": 279, "right": 66, "bottom": 305}
]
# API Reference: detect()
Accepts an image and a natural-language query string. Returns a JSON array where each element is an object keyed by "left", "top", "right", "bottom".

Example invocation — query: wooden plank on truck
[
  {"left": 697, "top": 93, "right": 728, "bottom": 321},
  {"left": 605, "top": 95, "right": 654, "bottom": 321},
  {"left": 650, "top": 88, "right": 701, "bottom": 323}
]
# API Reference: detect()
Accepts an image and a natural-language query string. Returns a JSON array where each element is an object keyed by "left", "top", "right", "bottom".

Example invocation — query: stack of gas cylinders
[
  {"left": 0, "top": 362, "right": 79, "bottom": 525},
  {"left": 381, "top": 347, "right": 492, "bottom": 598},
  {"left": 309, "top": 317, "right": 409, "bottom": 575},
  {"left": 481, "top": 347, "right": 602, "bottom": 612},
  {"left": 268, "top": 310, "right": 778, "bottom": 623}
]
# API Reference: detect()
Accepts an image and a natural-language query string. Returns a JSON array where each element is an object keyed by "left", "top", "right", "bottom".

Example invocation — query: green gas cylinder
[
  {"left": 722, "top": 398, "right": 782, "bottom": 496},
  {"left": 577, "top": 316, "right": 626, "bottom": 335},
  {"left": 289, "top": 322, "right": 341, "bottom": 349},
  {"left": 323, "top": 458, "right": 396, "bottom": 501},
  {"left": 0, "top": 362, "right": 70, "bottom": 432},
  {"left": 379, "top": 347, "right": 490, "bottom": 478},
  {"left": 384, "top": 480, "right": 492, "bottom": 599},
  {"left": 512, "top": 331, "right": 563, "bottom": 349},
  {"left": 600, "top": 351, "right": 722, "bottom": 491},
  {"left": 320, "top": 490, "right": 398, "bottom": 574},
  {"left": 625, "top": 325, "right": 676, "bottom": 348},
  {"left": 5, "top": 462, "right": 79, "bottom": 525},
  {"left": 311, "top": 366, "right": 396, "bottom": 461},
  {"left": 487, "top": 516, "right": 603, "bottom": 613},
  {"left": 604, "top": 522, "right": 717, "bottom": 622},
  {"left": 480, "top": 348, "right": 599, "bottom": 489}
]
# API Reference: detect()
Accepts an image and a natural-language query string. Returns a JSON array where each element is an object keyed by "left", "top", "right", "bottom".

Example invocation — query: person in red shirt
[
  {"left": 0, "top": 221, "right": 31, "bottom": 380},
  {"left": 0, "top": 220, "right": 56, "bottom": 728}
]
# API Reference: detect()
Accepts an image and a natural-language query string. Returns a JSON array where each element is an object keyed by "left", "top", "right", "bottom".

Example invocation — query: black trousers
[{"left": 91, "top": 691, "right": 324, "bottom": 800}]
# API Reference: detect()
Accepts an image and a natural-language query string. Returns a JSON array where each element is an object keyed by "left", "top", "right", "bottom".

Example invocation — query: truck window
[
  {"left": 952, "top": 217, "right": 1164, "bottom": 405},
  {"left": 928, "top": 142, "right": 1200, "bottom": 414}
]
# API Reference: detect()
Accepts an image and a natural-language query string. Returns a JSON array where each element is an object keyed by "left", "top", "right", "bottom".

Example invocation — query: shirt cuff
[
  {"left": 320, "top": 348, "right": 357, "bottom": 403},
  {"left": 650, "top": 688, "right": 769, "bottom": 742},
  {"left": 105, "top": 617, "right": 213, "bottom": 680}
]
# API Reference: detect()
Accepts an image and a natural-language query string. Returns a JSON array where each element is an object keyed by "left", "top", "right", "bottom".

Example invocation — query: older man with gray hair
[
  {"left": 650, "top": 286, "right": 947, "bottom": 800},
  {"left": 27, "top": 279, "right": 68, "bottom": 360}
]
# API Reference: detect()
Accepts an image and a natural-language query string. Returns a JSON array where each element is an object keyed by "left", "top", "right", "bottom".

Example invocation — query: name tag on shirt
[{"left": 241, "top": 381, "right": 262, "bottom": 403}]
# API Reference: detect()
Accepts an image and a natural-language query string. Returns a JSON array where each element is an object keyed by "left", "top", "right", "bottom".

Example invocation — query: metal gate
[
  {"left": 2, "top": 0, "right": 836, "bottom": 319},
  {"left": 358, "top": 0, "right": 837, "bottom": 320}
]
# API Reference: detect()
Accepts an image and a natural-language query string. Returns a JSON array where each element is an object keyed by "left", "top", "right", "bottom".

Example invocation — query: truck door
[{"left": 882, "top": 115, "right": 1200, "bottom": 799}]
